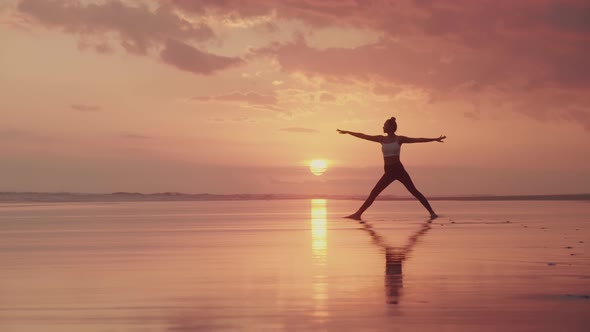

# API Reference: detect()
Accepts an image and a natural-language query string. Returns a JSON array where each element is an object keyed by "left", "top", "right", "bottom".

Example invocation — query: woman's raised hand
[
  {"left": 337, "top": 129, "right": 349, "bottom": 135},
  {"left": 436, "top": 135, "right": 446, "bottom": 142}
]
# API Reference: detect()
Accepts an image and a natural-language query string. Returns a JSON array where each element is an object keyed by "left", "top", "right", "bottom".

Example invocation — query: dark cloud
[{"left": 160, "top": 39, "right": 243, "bottom": 75}]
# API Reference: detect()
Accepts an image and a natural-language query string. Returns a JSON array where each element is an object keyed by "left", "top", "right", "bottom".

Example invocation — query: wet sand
[{"left": 0, "top": 200, "right": 588, "bottom": 331}]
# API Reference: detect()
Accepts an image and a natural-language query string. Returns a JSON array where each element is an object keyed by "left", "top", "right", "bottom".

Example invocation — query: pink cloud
[
  {"left": 77, "top": 40, "right": 114, "bottom": 54},
  {"left": 192, "top": 91, "right": 276, "bottom": 105},
  {"left": 170, "top": 0, "right": 272, "bottom": 18},
  {"left": 16, "top": 0, "right": 234, "bottom": 76},
  {"left": 121, "top": 133, "right": 153, "bottom": 140},
  {"left": 256, "top": 37, "right": 469, "bottom": 92},
  {"left": 173, "top": 0, "right": 590, "bottom": 88},
  {"left": 17, "top": 0, "right": 213, "bottom": 54},
  {"left": 280, "top": 127, "right": 318, "bottom": 133},
  {"left": 160, "top": 39, "right": 243, "bottom": 75},
  {"left": 236, "top": 0, "right": 590, "bottom": 129},
  {"left": 319, "top": 92, "right": 336, "bottom": 102},
  {"left": 13, "top": 0, "right": 590, "bottom": 128},
  {"left": 71, "top": 104, "right": 101, "bottom": 112},
  {"left": 170, "top": 0, "right": 373, "bottom": 28},
  {"left": 0, "top": 127, "right": 52, "bottom": 142}
]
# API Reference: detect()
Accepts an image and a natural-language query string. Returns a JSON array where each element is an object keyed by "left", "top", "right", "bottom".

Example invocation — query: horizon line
[{"left": 0, "top": 191, "right": 589, "bottom": 202}]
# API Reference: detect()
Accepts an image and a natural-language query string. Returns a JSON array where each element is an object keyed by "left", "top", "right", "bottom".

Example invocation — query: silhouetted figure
[
  {"left": 360, "top": 221, "right": 431, "bottom": 305},
  {"left": 337, "top": 117, "right": 445, "bottom": 220}
]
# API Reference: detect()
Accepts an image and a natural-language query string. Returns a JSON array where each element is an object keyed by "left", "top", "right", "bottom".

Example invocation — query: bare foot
[
  {"left": 429, "top": 213, "right": 439, "bottom": 221},
  {"left": 344, "top": 213, "right": 362, "bottom": 221}
]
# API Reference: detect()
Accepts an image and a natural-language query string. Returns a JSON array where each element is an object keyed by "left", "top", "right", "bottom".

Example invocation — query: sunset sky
[{"left": 1, "top": 0, "right": 589, "bottom": 196}]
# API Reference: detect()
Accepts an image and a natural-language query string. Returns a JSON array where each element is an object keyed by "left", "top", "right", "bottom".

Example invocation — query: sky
[{"left": 1, "top": 0, "right": 589, "bottom": 196}]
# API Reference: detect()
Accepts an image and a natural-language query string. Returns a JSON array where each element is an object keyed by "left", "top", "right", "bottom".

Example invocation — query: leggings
[{"left": 355, "top": 162, "right": 434, "bottom": 215}]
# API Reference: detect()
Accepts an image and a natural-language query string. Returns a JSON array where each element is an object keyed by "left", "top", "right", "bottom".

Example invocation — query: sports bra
[{"left": 381, "top": 139, "right": 400, "bottom": 157}]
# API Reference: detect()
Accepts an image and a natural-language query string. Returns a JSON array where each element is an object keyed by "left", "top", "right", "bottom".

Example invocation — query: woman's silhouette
[{"left": 337, "top": 117, "right": 445, "bottom": 220}]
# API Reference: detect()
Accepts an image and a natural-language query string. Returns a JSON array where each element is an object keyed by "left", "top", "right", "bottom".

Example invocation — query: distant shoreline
[{"left": 0, "top": 192, "right": 589, "bottom": 203}]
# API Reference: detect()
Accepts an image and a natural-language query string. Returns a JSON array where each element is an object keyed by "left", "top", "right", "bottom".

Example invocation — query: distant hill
[{"left": 0, "top": 192, "right": 589, "bottom": 202}]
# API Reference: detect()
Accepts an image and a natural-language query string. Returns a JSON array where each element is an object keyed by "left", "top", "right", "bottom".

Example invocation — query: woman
[{"left": 337, "top": 117, "right": 445, "bottom": 220}]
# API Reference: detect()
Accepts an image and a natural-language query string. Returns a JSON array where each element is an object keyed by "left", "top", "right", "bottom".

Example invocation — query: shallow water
[{"left": 0, "top": 200, "right": 588, "bottom": 331}]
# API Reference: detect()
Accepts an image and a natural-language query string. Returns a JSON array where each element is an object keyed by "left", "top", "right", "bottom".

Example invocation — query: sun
[{"left": 309, "top": 159, "right": 328, "bottom": 176}]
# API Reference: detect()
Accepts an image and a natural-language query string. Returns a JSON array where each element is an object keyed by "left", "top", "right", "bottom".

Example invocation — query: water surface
[{"left": 0, "top": 200, "right": 588, "bottom": 331}]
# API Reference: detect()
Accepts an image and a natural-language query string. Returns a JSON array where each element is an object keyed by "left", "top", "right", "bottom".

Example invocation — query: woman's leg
[
  {"left": 346, "top": 173, "right": 395, "bottom": 220},
  {"left": 397, "top": 169, "right": 437, "bottom": 218}
]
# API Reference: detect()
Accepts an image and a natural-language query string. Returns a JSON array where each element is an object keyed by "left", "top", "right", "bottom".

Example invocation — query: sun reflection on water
[
  {"left": 311, "top": 199, "right": 327, "bottom": 265},
  {"left": 310, "top": 199, "right": 328, "bottom": 319}
]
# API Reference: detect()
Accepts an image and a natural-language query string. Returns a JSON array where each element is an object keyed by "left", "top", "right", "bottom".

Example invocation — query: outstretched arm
[
  {"left": 399, "top": 135, "right": 446, "bottom": 144},
  {"left": 337, "top": 129, "right": 382, "bottom": 143}
]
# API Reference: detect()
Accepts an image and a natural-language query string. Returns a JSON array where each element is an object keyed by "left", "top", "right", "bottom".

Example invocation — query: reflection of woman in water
[
  {"left": 360, "top": 221, "right": 431, "bottom": 305},
  {"left": 337, "top": 117, "right": 445, "bottom": 220}
]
